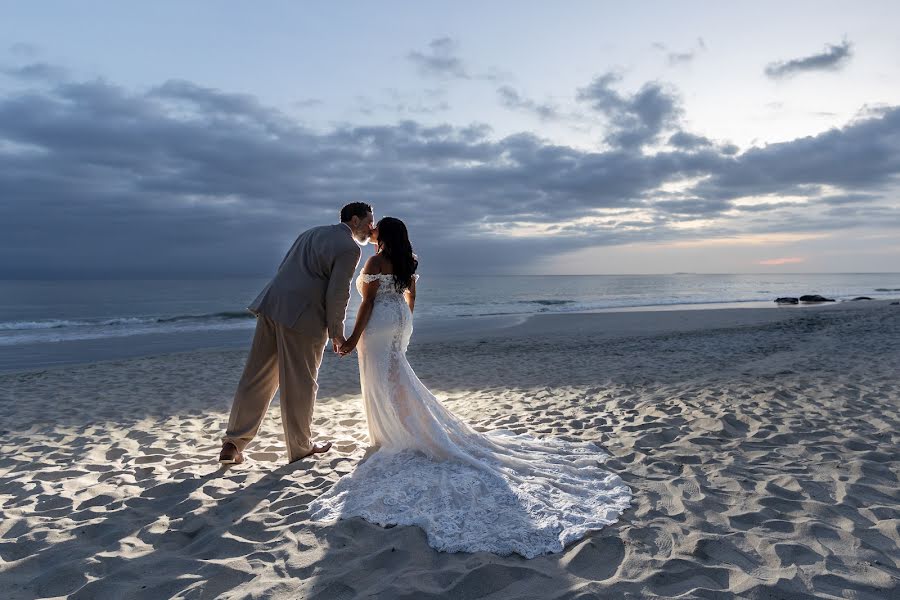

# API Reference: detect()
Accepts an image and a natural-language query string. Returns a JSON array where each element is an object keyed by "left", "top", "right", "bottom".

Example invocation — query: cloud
[
  {"left": 667, "top": 52, "right": 694, "bottom": 66},
  {"left": 655, "top": 37, "right": 707, "bottom": 66},
  {"left": 8, "top": 42, "right": 40, "bottom": 58},
  {"left": 758, "top": 257, "right": 805, "bottom": 265},
  {"left": 668, "top": 130, "right": 712, "bottom": 150},
  {"left": 732, "top": 201, "right": 807, "bottom": 212},
  {"left": 150, "top": 79, "right": 279, "bottom": 123},
  {"left": 653, "top": 197, "right": 732, "bottom": 216},
  {"left": 691, "top": 107, "right": 900, "bottom": 201},
  {"left": 2, "top": 61, "right": 68, "bottom": 81},
  {"left": 496, "top": 86, "right": 560, "bottom": 121},
  {"left": 406, "top": 37, "right": 506, "bottom": 83},
  {"left": 0, "top": 64, "right": 898, "bottom": 277},
  {"left": 356, "top": 88, "right": 450, "bottom": 116},
  {"left": 407, "top": 37, "right": 469, "bottom": 79},
  {"left": 577, "top": 73, "right": 682, "bottom": 150},
  {"left": 764, "top": 40, "right": 852, "bottom": 79},
  {"left": 293, "top": 98, "right": 323, "bottom": 109},
  {"left": 820, "top": 192, "right": 881, "bottom": 205}
]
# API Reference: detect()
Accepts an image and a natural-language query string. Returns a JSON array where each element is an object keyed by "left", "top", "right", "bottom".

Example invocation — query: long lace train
[{"left": 308, "top": 274, "right": 631, "bottom": 558}]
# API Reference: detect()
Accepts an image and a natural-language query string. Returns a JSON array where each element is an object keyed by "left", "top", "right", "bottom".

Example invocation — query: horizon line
[{"left": 2, "top": 271, "right": 900, "bottom": 282}]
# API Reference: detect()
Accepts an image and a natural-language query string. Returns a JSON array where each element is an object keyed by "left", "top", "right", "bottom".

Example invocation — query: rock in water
[
  {"left": 799, "top": 294, "right": 835, "bottom": 302},
  {"left": 851, "top": 296, "right": 873, "bottom": 301},
  {"left": 775, "top": 297, "right": 799, "bottom": 304}
]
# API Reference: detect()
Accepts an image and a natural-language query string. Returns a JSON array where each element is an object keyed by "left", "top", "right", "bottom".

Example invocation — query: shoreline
[{"left": 2, "top": 297, "right": 897, "bottom": 375}]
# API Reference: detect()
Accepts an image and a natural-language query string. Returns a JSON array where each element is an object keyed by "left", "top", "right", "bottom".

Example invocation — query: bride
[{"left": 308, "top": 217, "right": 631, "bottom": 558}]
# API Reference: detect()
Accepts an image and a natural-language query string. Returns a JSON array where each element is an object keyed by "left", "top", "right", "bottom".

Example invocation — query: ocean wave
[
  {"left": 452, "top": 297, "right": 776, "bottom": 318},
  {"left": 0, "top": 311, "right": 254, "bottom": 332},
  {"left": 518, "top": 299, "right": 576, "bottom": 306},
  {"left": 0, "top": 310, "right": 258, "bottom": 346},
  {"left": 874, "top": 288, "right": 900, "bottom": 292},
  {"left": 449, "top": 299, "right": 576, "bottom": 307},
  {"left": 0, "top": 320, "right": 84, "bottom": 331},
  {"left": 0, "top": 320, "right": 255, "bottom": 346},
  {"left": 156, "top": 311, "right": 254, "bottom": 323}
]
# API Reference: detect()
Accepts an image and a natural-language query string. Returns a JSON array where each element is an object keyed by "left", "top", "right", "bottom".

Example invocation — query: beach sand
[{"left": 1, "top": 301, "right": 898, "bottom": 599}]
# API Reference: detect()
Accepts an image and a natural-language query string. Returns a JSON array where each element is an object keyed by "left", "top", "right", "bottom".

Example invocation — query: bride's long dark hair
[{"left": 376, "top": 217, "right": 417, "bottom": 291}]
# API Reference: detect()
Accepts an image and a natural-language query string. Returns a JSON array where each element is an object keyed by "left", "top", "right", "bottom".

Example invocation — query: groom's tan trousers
[{"left": 223, "top": 314, "right": 327, "bottom": 462}]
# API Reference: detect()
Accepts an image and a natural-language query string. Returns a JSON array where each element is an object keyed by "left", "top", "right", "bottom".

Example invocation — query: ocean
[{"left": 2, "top": 273, "right": 899, "bottom": 372}]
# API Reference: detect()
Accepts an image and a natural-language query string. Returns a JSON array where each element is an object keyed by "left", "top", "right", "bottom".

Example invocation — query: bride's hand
[{"left": 339, "top": 336, "right": 358, "bottom": 357}]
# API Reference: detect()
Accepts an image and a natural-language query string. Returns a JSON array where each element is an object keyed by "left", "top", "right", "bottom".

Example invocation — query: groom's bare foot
[{"left": 290, "top": 441, "right": 333, "bottom": 463}]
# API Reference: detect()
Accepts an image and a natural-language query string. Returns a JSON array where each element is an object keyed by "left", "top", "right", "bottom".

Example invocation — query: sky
[{"left": 1, "top": 1, "right": 899, "bottom": 277}]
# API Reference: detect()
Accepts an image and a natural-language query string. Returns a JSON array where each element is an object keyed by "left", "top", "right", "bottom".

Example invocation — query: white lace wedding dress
[{"left": 308, "top": 273, "right": 631, "bottom": 558}]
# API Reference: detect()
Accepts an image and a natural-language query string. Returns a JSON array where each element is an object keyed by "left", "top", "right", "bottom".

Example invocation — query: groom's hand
[{"left": 332, "top": 335, "right": 347, "bottom": 354}]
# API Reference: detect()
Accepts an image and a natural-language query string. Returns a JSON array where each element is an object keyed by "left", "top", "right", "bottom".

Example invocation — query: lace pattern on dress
[{"left": 358, "top": 272, "right": 419, "bottom": 294}]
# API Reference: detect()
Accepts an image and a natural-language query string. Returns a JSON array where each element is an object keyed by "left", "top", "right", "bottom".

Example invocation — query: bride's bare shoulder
[
  {"left": 363, "top": 253, "right": 396, "bottom": 275},
  {"left": 362, "top": 254, "right": 383, "bottom": 274}
]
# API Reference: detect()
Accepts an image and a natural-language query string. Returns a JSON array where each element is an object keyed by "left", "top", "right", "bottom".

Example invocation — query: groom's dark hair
[{"left": 341, "top": 202, "right": 372, "bottom": 223}]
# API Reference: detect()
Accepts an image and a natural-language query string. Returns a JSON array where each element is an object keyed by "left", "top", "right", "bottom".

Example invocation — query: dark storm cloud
[
  {"left": 1, "top": 63, "right": 899, "bottom": 277},
  {"left": 764, "top": 40, "right": 852, "bottom": 79},
  {"left": 577, "top": 73, "right": 682, "bottom": 150}
]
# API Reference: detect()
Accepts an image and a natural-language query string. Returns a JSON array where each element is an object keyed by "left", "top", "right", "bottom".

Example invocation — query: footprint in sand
[
  {"left": 248, "top": 452, "right": 280, "bottom": 462},
  {"left": 560, "top": 536, "right": 625, "bottom": 581}
]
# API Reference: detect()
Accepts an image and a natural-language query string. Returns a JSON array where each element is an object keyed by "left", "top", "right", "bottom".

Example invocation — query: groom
[{"left": 219, "top": 202, "right": 374, "bottom": 465}]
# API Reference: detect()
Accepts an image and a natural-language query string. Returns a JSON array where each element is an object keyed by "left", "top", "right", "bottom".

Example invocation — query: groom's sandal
[
  {"left": 218, "top": 442, "right": 244, "bottom": 465},
  {"left": 290, "top": 441, "right": 333, "bottom": 463}
]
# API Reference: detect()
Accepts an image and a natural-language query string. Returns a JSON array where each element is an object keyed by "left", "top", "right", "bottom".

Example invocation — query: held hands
[
  {"left": 338, "top": 335, "right": 358, "bottom": 357},
  {"left": 331, "top": 334, "right": 358, "bottom": 357}
]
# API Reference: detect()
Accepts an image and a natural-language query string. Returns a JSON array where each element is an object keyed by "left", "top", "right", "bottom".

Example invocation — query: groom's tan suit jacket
[{"left": 249, "top": 224, "right": 362, "bottom": 339}]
